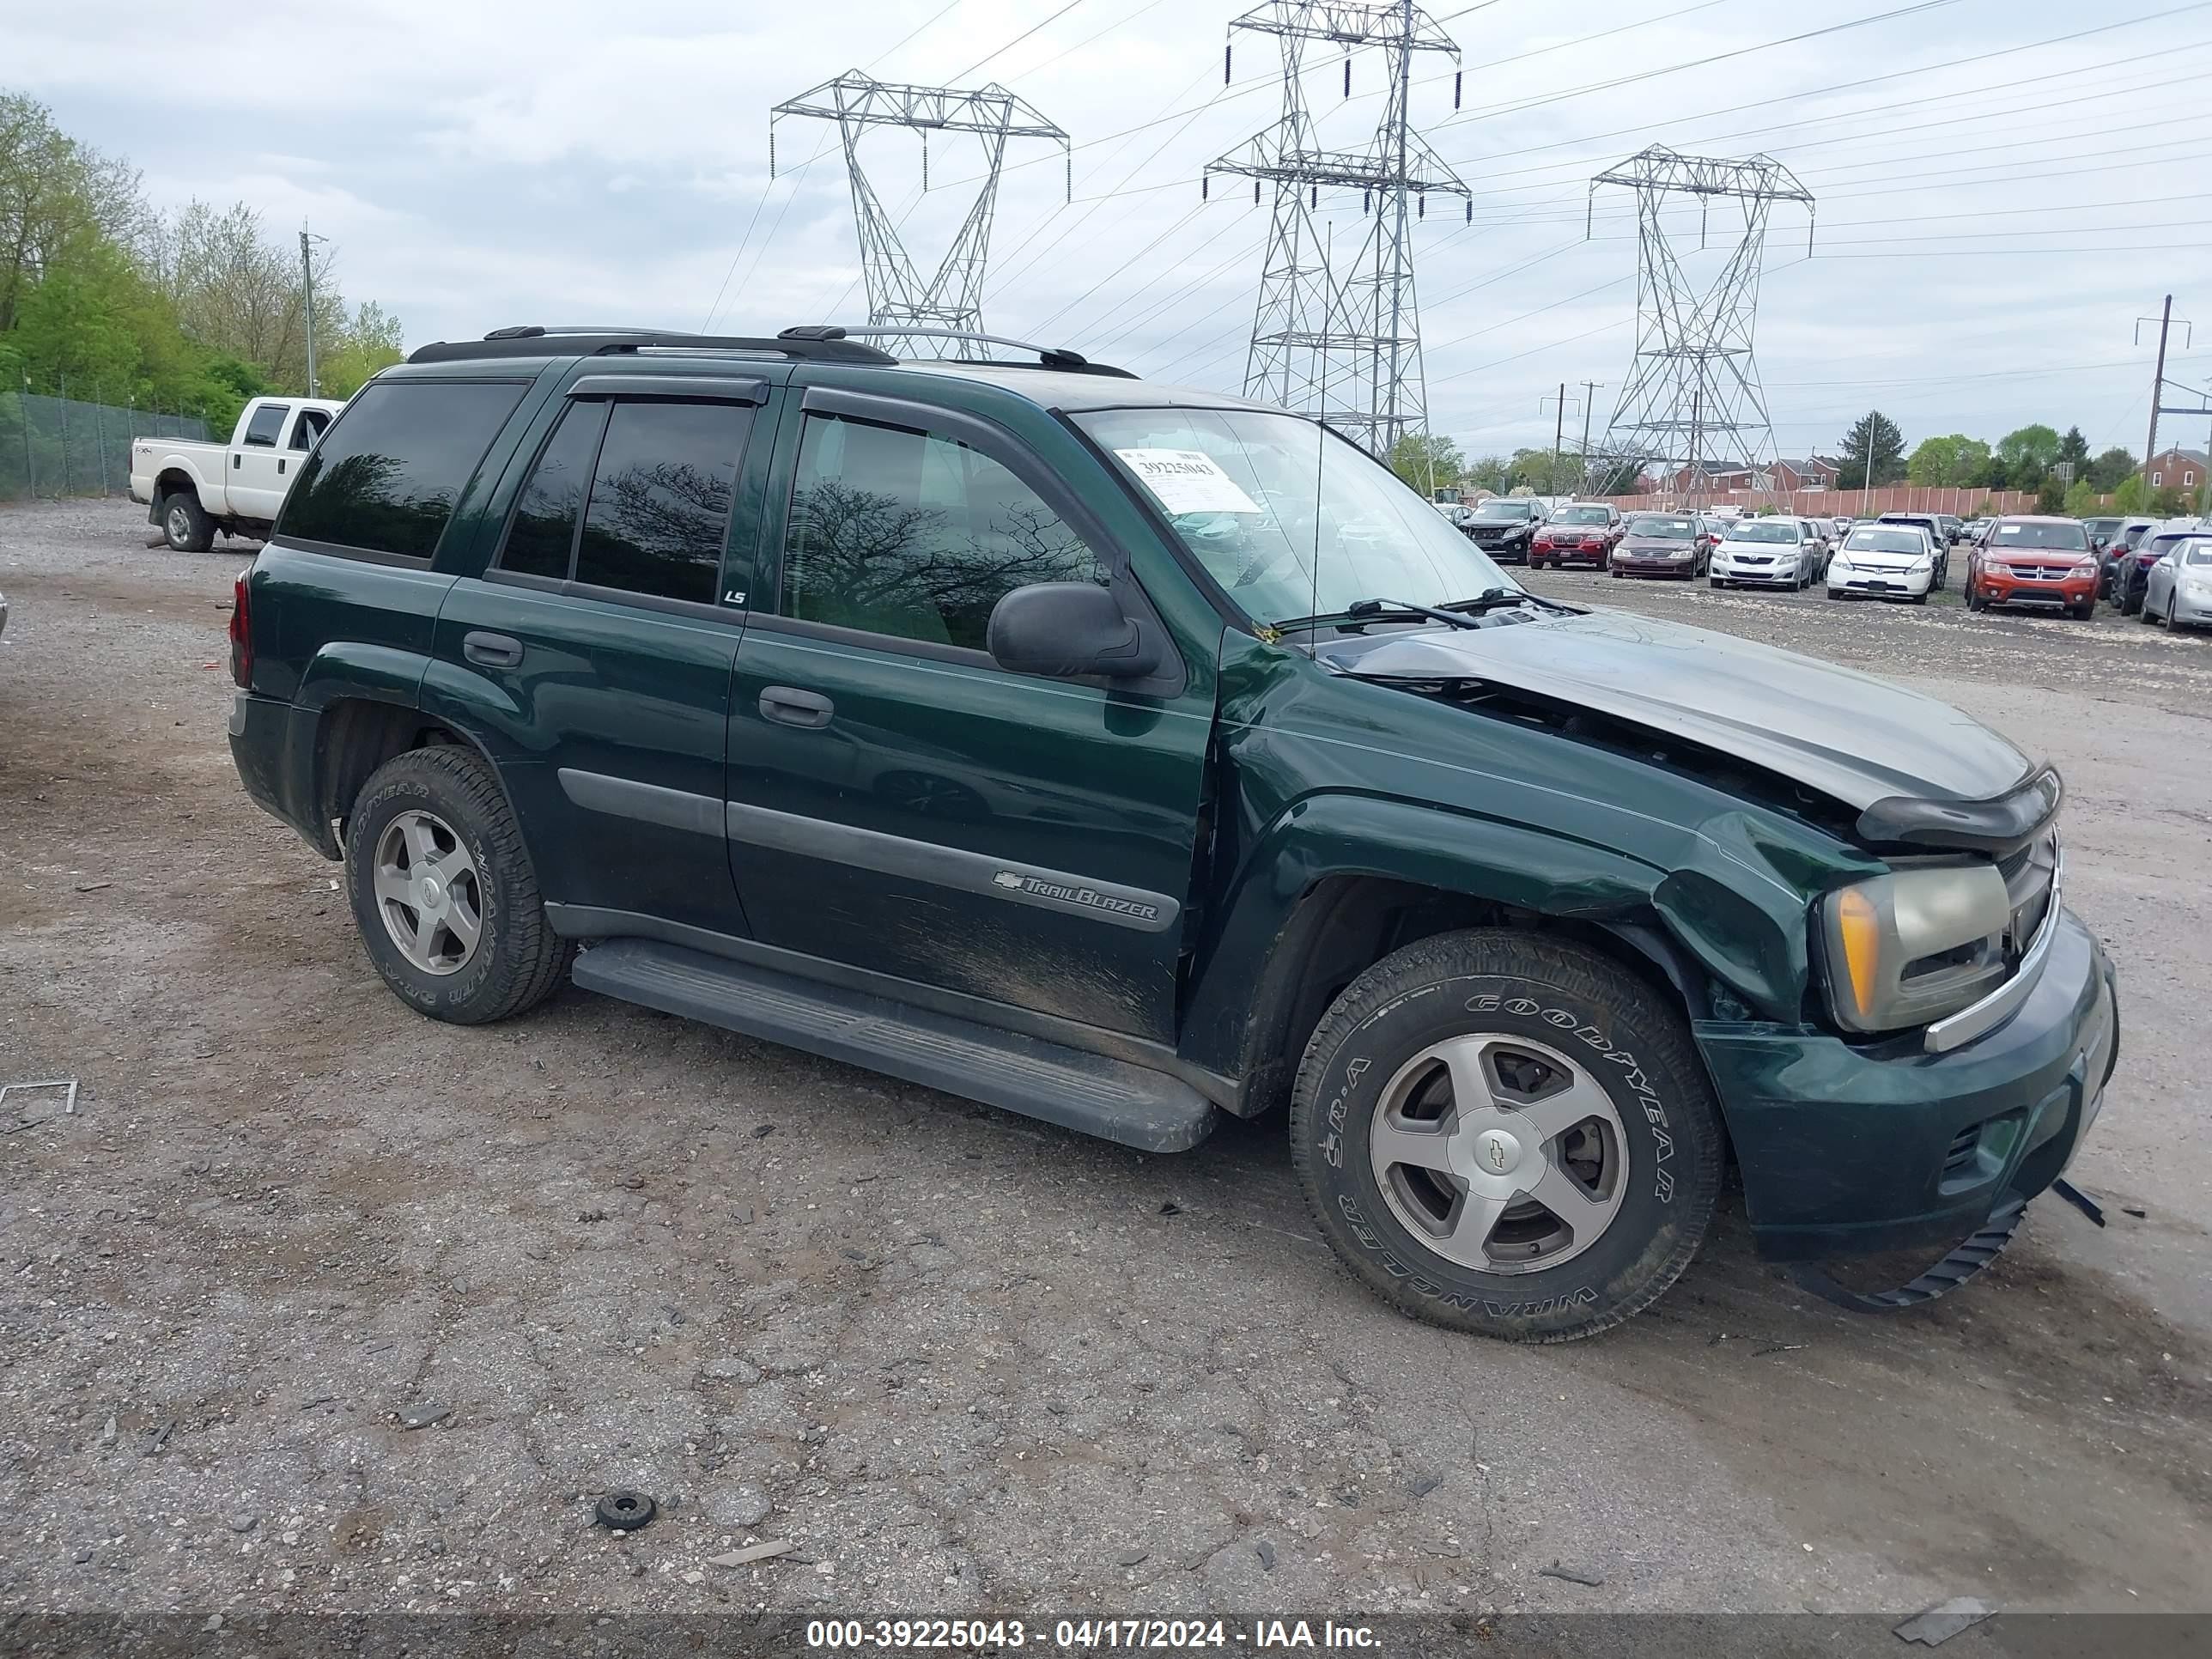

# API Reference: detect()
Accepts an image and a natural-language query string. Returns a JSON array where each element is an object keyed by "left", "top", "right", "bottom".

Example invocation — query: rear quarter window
[{"left": 277, "top": 380, "right": 528, "bottom": 561}]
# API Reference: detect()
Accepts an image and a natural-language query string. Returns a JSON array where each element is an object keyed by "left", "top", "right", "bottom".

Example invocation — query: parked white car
[
  {"left": 1826, "top": 523, "right": 1938, "bottom": 604},
  {"left": 130, "top": 395, "right": 348, "bottom": 551},
  {"left": 1710, "top": 516, "right": 1820, "bottom": 590},
  {"left": 2143, "top": 535, "right": 2212, "bottom": 631}
]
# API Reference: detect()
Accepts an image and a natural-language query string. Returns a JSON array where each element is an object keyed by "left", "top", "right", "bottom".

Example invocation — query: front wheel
[
  {"left": 1709, "top": 576, "right": 1724, "bottom": 589},
  {"left": 1966, "top": 582, "right": 1985, "bottom": 612},
  {"left": 1289, "top": 930, "right": 1725, "bottom": 1343},
  {"left": 344, "top": 745, "right": 573, "bottom": 1024}
]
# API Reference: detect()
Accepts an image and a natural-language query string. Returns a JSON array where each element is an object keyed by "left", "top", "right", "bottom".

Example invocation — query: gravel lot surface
[{"left": 2, "top": 499, "right": 2208, "bottom": 1620}]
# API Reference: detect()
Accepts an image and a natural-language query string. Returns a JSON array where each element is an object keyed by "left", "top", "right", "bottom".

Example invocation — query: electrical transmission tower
[
  {"left": 772, "top": 72, "right": 1068, "bottom": 357},
  {"left": 1205, "top": 1, "right": 1469, "bottom": 455},
  {"left": 1589, "top": 146, "right": 1812, "bottom": 501}
]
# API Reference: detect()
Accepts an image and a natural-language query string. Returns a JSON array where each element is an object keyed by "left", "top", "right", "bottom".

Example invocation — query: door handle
[
  {"left": 232, "top": 453, "right": 241, "bottom": 469},
  {"left": 759, "top": 685, "right": 834, "bottom": 728},
  {"left": 277, "top": 459, "right": 287, "bottom": 475},
  {"left": 463, "top": 630, "right": 525, "bottom": 668}
]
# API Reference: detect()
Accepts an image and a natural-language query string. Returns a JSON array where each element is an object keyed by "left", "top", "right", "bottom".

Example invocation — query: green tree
[
  {"left": 1996, "top": 423, "right": 2063, "bottom": 486},
  {"left": 1508, "top": 447, "right": 1579, "bottom": 493},
  {"left": 2057, "top": 425, "right": 2089, "bottom": 468},
  {"left": 315, "top": 300, "right": 404, "bottom": 398},
  {"left": 2062, "top": 479, "right": 2098, "bottom": 516},
  {"left": 2035, "top": 477, "right": 2065, "bottom": 514},
  {"left": 1905, "top": 434, "right": 1990, "bottom": 487},
  {"left": 1, "top": 92, "right": 147, "bottom": 334},
  {"left": 1464, "top": 453, "right": 1512, "bottom": 493},
  {"left": 1389, "top": 431, "right": 1467, "bottom": 494},
  {"left": 1837, "top": 410, "right": 1906, "bottom": 488},
  {"left": 2112, "top": 474, "right": 2147, "bottom": 512},
  {"left": 2087, "top": 447, "right": 2136, "bottom": 492}
]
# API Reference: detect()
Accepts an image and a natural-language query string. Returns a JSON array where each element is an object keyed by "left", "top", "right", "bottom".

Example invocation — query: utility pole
[
  {"left": 2141, "top": 295, "right": 2172, "bottom": 503},
  {"left": 1686, "top": 387, "right": 1705, "bottom": 513},
  {"left": 1577, "top": 378, "right": 1603, "bottom": 495},
  {"left": 300, "top": 224, "right": 329, "bottom": 397},
  {"left": 1541, "top": 383, "right": 1577, "bottom": 497}
]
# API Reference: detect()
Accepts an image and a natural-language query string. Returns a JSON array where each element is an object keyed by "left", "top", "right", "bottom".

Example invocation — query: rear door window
[
  {"left": 496, "top": 402, "right": 610, "bottom": 581},
  {"left": 243, "top": 403, "right": 289, "bottom": 447},
  {"left": 278, "top": 380, "right": 528, "bottom": 560},
  {"left": 574, "top": 401, "right": 751, "bottom": 605}
]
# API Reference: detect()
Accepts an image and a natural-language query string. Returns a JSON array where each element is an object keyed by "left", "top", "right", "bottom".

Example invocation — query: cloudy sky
[{"left": 15, "top": 0, "right": 2212, "bottom": 464}]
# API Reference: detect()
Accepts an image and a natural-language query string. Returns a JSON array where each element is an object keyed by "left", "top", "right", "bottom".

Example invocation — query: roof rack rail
[
  {"left": 812, "top": 325, "right": 1137, "bottom": 379},
  {"left": 407, "top": 325, "right": 898, "bottom": 366}
]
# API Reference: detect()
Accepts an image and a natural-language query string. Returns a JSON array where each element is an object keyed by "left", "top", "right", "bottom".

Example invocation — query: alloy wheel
[
  {"left": 1366, "top": 1033, "right": 1628, "bottom": 1275},
  {"left": 372, "top": 809, "right": 484, "bottom": 975}
]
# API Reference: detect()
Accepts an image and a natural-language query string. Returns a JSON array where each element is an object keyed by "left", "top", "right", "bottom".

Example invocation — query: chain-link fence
[{"left": 0, "top": 391, "right": 212, "bottom": 502}]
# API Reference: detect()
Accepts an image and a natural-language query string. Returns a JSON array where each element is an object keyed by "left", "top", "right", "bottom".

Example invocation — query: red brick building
[{"left": 2147, "top": 447, "right": 2208, "bottom": 493}]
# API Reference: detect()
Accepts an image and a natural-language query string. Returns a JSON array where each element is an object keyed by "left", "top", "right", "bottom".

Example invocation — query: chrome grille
[{"left": 1999, "top": 833, "right": 2058, "bottom": 966}]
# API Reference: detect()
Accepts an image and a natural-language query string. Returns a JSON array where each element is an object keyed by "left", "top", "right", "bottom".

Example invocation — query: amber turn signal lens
[{"left": 1834, "top": 885, "right": 1881, "bottom": 1018}]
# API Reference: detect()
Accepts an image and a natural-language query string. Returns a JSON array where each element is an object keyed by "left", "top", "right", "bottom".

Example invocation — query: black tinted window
[
  {"left": 574, "top": 401, "right": 749, "bottom": 605},
  {"left": 290, "top": 410, "right": 328, "bottom": 452},
  {"left": 781, "top": 414, "right": 1106, "bottom": 651},
  {"left": 279, "top": 381, "right": 526, "bottom": 560},
  {"left": 498, "top": 403, "right": 608, "bottom": 580},
  {"left": 244, "top": 404, "right": 289, "bottom": 447}
]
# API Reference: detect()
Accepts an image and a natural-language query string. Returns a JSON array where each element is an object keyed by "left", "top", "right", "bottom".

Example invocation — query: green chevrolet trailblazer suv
[{"left": 225, "top": 325, "right": 2118, "bottom": 1341}]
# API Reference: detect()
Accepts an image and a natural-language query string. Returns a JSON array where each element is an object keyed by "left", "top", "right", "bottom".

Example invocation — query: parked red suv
[
  {"left": 1530, "top": 502, "right": 1623, "bottom": 569},
  {"left": 1965, "top": 517, "right": 2098, "bottom": 618}
]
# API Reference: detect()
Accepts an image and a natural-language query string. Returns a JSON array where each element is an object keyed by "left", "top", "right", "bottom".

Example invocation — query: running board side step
[{"left": 571, "top": 939, "right": 1218, "bottom": 1153}]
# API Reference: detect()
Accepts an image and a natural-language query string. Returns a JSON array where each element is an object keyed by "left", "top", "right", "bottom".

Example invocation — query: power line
[{"left": 950, "top": 0, "right": 1086, "bottom": 82}]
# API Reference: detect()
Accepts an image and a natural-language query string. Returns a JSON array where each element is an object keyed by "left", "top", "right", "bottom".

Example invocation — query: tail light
[{"left": 228, "top": 569, "right": 252, "bottom": 688}]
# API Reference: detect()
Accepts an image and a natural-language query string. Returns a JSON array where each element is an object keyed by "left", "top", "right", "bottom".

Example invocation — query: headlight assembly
[{"left": 1820, "top": 864, "right": 2012, "bottom": 1034}]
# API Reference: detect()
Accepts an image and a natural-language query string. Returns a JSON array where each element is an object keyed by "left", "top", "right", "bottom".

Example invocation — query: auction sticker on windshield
[{"left": 1115, "top": 449, "right": 1263, "bottom": 515}]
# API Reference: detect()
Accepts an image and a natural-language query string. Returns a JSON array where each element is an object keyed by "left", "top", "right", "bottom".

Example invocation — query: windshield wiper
[
  {"left": 1443, "top": 585, "right": 1576, "bottom": 617},
  {"left": 1269, "top": 597, "right": 1483, "bottom": 633}
]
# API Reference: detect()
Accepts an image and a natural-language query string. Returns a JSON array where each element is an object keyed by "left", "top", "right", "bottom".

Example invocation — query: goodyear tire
[
  {"left": 1289, "top": 930, "right": 1724, "bottom": 1342},
  {"left": 344, "top": 745, "right": 572, "bottom": 1025}
]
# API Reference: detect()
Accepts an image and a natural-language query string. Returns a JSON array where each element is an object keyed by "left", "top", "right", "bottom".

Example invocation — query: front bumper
[
  {"left": 1696, "top": 908, "right": 2118, "bottom": 1261},
  {"left": 1829, "top": 563, "right": 1931, "bottom": 598},
  {"left": 1712, "top": 557, "right": 1799, "bottom": 585},
  {"left": 1534, "top": 541, "right": 1610, "bottom": 566},
  {"left": 1613, "top": 551, "right": 1697, "bottom": 575},
  {"left": 1981, "top": 571, "right": 2094, "bottom": 609},
  {"left": 2168, "top": 587, "right": 2212, "bottom": 626},
  {"left": 1468, "top": 537, "right": 1531, "bottom": 563}
]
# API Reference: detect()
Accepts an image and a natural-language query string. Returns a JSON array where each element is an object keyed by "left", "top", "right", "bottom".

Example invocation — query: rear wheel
[
  {"left": 1289, "top": 930, "right": 1725, "bottom": 1342},
  {"left": 161, "top": 492, "right": 213, "bottom": 553},
  {"left": 344, "top": 745, "right": 572, "bottom": 1025}
]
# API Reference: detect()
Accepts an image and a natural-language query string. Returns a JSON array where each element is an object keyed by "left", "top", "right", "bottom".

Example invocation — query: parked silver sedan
[{"left": 2144, "top": 536, "right": 2212, "bottom": 631}]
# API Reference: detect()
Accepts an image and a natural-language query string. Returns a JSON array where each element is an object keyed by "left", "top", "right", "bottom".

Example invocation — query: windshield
[
  {"left": 1469, "top": 501, "right": 1534, "bottom": 520},
  {"left": 1990, "top": 521, "right": 2089, "bottom": 550},
  {"left": 2184, "top": 542, "right": 2212, "bottom": 566},
  {"left": 1075, "top": 408, "right": 1514, "bottom": 622},
  {"left": 1727, "top": 520, "right": 1798, "bottom": 543},
  {"left": 1844, "top": 529, "right": 1923, "bottom": 555},
  {"left": 1552, "top": 506, "right": 1611, "bottom": 525},
  {"left": 1626, "top": 515, "right": 1696, "bottom": 538}
]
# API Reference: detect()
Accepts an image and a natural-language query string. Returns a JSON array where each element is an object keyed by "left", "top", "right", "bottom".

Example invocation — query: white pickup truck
[{"left": 131, "top": 395, "right": 348, "bottom": 551}]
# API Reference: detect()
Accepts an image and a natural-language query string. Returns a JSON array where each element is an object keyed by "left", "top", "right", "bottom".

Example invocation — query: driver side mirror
[{"left": 988, "top": 583, "right": 1161, "bottom": 680}]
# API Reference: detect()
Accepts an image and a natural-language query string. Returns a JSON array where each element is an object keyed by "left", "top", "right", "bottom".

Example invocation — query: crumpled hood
[{"left": 1317, "top": 606, "right": 2037, "bottom": 811}]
